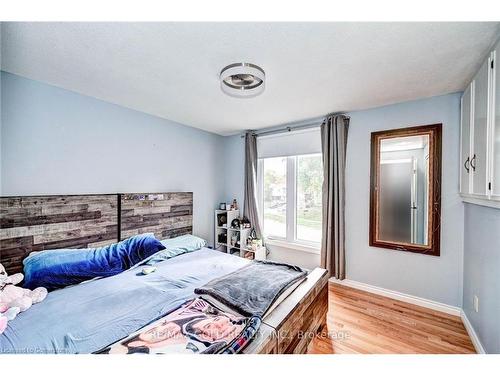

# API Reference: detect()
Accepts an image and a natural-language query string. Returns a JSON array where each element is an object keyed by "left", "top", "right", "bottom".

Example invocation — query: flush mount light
[{"left": 220, "top": 63, "right": 265, "bottom": 98}]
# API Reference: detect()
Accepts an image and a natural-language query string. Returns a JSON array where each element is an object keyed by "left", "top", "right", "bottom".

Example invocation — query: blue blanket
[
  {"left": 0, "top": 249, "right": 248, "bottom": 354},
  {"left": 23, "top": 234, "right": 165, "bottom": 291}
]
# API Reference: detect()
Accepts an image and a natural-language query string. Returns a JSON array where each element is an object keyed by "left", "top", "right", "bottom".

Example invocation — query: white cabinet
[
  {"left": 472, "top": 57, "right": 491, "bottom": 196},
  {"left": 491, "top": 47, "right": 500, "bottom": 199},
  {"left": 460, "top": 83, "right": 472, "bottom": 194},
  {"left": 460, "top": 38, "right": 500, "bottom": 207}
]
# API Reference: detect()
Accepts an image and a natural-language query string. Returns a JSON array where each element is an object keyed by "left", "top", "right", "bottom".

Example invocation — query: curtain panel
[
  {"left": 243, "top": 132, "right": 263, "bottom": 239},
  {"left": 321, "top": 115, "right": 349, "bottom": 279}
]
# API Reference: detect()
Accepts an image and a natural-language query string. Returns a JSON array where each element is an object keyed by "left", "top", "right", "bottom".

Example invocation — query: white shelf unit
[{"left": 214, "top": 209, "right": 264, "bottom": 260}]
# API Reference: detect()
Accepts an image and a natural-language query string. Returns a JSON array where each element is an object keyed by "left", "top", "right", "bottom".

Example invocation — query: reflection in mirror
[
  {"left": 370, "top": 124, "right": 442, "bottom": 256},
  {"left": 379, "top": 135, "right": 429, "bottom": 245}
]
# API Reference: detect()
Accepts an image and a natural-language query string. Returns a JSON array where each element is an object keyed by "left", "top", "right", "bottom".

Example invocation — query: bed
[{"left": 0, "top": 192, "right": 328, "bottom": 354}]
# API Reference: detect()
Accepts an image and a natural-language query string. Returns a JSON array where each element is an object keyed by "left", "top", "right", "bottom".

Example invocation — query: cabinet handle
[
  {"left": 464, "top": 157, "right": 470, "bottom": 173},
  {"left": 470, "top": 154, "right": 476, "bottom": 171}
]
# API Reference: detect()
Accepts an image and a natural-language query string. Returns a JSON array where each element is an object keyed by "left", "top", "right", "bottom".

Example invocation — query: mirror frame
[{"left": 369, "top": 123, "right": 442, "bottom": 256}]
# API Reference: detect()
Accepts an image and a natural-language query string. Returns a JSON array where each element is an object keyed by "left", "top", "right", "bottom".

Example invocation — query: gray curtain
[
  {"left": 243, "top": 132, "right": 262, "bottom": 239},
  {"left": 321, "top": 114, "right": 349, "bottom": 279}
]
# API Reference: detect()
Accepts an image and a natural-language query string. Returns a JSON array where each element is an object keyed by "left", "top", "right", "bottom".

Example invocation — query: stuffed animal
[{"left": 0, "top": 263, "right": 48, "bottom": 334}]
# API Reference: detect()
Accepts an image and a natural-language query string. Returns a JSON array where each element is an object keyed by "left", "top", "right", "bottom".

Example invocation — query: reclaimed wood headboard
[
  {"left": 120, "top": 192, "right": 193, "bottom": 240},
  {"left": 0, "top": 192, "right": 193, "bottom": 275}
]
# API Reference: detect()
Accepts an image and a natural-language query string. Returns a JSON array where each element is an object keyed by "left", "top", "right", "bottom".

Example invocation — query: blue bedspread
[{"left": 0, "top": 249, "right": 248, "bottom": 354}]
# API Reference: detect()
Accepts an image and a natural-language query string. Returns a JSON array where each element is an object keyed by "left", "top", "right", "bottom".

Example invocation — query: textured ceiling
[{"left": 1, "top": 22, "right": 499, "bottom": 135}]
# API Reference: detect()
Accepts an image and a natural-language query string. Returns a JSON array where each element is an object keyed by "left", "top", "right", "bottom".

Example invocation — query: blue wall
[
  {"left": 0, "top": 71, "right": 224, "bottom": 242},
  {"left": 463, "top": 203, "right": 500, "bottom": 353},
  {"left": 222, "top": 95, "right": 467, "bottom": 286},
  {"left": 346, "top": 93, "right": 464, "bottom": 307},
  {"left": 221, "top": 134, "right": 245, "bottom": 207}
]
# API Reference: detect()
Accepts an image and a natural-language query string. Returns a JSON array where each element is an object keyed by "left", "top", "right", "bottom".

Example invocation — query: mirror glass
[
  {"left": 378, "top": 135, "right": 429, "bottom": 245},
  {"left": 370, "top": 124, "right": 441, "bottom": 256}
]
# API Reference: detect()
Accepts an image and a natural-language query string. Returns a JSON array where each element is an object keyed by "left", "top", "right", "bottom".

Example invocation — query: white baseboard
[
  {"left": 329, "top": 278, "right": 461, "bottom": 316},
  {"left": 461, "top": 310, "right": 486, "bottom": 354}
]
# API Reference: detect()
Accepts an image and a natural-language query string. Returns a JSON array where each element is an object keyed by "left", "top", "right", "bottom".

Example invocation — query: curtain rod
[{"left": 240, "top": 113, "right": 349, "bottom": 138}]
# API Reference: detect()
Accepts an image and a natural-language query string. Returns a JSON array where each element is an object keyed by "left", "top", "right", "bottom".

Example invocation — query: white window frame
[{"left": 257, "top": 153, "right": 322, "bottom": 251}]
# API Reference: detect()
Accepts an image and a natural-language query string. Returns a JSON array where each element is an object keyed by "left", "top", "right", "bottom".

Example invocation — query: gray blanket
[{"left": 194, "top": 260, "right": 307, "bottom": 317}]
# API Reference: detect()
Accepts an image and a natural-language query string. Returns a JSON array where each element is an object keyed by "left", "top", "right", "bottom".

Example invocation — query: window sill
[{"left": 264, "top": 239, "right": 321, "bottom": 254}]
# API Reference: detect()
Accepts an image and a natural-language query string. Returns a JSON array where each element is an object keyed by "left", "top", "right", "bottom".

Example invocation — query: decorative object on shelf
[
  {"left": 231, "top": 218, "right": 241, "bottom": 229},
  {"left": 230, "top": 234, "right": 238, "bottom": 247},
  {"left": 244, "top": 251, "right": 254, "bottom": 260},
  {"left": 247, "top": 228, "right": 262, "bottom": 244},
  {"left": 232, "top": 199, "right": 238, "bottom": 211},
  {"left": 251, "top": 239, "right": 263, "bottom": 252},
  {"left": 217, "top": 232, "right": 227, "bottom": 245},
  {"left": 219, "top": 202, "right": 226, "bottom": 210},
  {"left": 217, "top": 214, "right": 227, "bottom": 227},
  {"left": 241, "top": 217, "right": 251, "bottom": 229}
]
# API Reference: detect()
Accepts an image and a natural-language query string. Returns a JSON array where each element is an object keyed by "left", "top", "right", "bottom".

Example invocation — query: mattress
[{"left": 0, "top": 248, "right": 249, "bottom": 354}]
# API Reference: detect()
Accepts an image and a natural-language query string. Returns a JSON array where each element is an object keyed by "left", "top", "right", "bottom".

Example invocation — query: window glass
[
  {"left": 263, "top": 157, "right": 287, "bottom": 238},
  {"left": 296, "top": 154, "right": 323, "bottom": 242}
]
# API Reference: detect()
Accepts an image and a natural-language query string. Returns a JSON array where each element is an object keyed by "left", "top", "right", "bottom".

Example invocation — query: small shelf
[
  {"left": 461, "top": 194, "right": 500, "bottom": 209},
  {"left": 214, "top": 208, "right": 265, "bottom": 260},
  {"left": 227, "top": 227, "right": 251, "bottom": 232}
]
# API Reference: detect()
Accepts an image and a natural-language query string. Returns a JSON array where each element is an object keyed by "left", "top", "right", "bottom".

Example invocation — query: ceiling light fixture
[{"left": 220, "top": 63, "right": 265, "bottom": 98}]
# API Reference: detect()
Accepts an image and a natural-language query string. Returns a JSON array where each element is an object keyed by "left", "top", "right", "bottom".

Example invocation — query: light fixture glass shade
[{"left": 220, "top": 63, "right": 265, "bottom": 98}]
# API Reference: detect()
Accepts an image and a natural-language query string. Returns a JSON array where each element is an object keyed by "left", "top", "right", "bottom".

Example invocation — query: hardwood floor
[{"left": 307, "top": 283, "right": 476, "bottom": 354}]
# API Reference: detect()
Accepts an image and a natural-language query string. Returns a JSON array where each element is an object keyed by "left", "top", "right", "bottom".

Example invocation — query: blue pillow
[
  {"left": 23, "top": 233, "right": 165, "bottom": 291},
  {"left": 144, "top": 234, "right": 207, "bottom": 265}
]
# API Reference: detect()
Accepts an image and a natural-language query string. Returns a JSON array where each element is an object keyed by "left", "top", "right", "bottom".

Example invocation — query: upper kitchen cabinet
[
  {"left": 460, "top": 37, "right": 500, "bottom": 208},
  {"left": 492, "top": 43, "right": 500, "bottom": 199},
  {"left": 460, "top": 83, "right": 473, "bottom": 195},
  {"left": 471, "top": 57, "right": 491, "bottom": 196}
]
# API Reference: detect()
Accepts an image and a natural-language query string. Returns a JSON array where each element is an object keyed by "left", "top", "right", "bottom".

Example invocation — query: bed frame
[
  {"left": 0, "top": 192, "right": 328, "bottom": 354},
  {"left": 243, "top": 267, "right": 329, "bottom": 354}
]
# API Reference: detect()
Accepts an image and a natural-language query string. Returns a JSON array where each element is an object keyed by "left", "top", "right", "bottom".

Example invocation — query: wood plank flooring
[{"left": 307, "top": 283, "right": 475, "bottom": 354}]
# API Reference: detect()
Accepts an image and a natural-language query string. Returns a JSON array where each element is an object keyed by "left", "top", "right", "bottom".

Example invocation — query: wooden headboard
[
  {"left": 120, "top": 192, "right": 193, "bottom": 240},
  {"left": 0, "top": 192, "right": 193, "bottom": 275}
]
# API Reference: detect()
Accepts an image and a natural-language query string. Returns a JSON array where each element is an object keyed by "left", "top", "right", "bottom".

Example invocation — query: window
[
  {"left": 296, "top": 154, "right": 323, "bottom": 242},
  {"left": 258, "top": 153, "right": 323, "bottom": 246},
  {"left": 262, "top": 157, "right": 287, "bottom": 238}
]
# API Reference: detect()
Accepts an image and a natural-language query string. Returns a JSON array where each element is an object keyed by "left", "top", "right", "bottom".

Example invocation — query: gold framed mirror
[{"left": 370, "top": 124, "right": 442, "bottom": 256}]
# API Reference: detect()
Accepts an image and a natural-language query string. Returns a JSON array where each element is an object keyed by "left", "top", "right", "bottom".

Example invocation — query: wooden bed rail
[{"left": 242, "top": 268, "right": 329, "bottom": 354}]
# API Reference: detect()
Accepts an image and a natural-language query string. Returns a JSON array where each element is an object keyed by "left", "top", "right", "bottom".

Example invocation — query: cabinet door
[
  {"left": 492, "top": 49, "right": 500, "bottom": 199},
  {"left": 460, "top": 83, "right": 472, "bottom": 194},
  {"left": 471, "top": 57, "right": 491, "bottom": 196}
]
